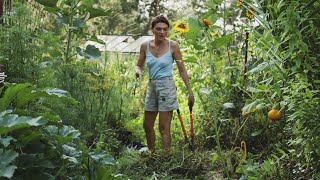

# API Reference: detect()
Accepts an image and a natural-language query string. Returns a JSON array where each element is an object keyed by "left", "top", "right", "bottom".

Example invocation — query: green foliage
[
  {"left": 1, "top": 0, "right": 319, "bottom": 179},
  {"left": 112, "top": 148, "right": 216, "bottom": 179},
  {"left": 0, "top": 82, "right": 119, "bottom": 179},
  {"left": 0, "top": 148, "right": 18, "bottom": 178},
  {"left": 0, "top": 3, "right": 43, "bottom": 84},
  {"left": 232, "top": 0, "right": 320, "bottom": 178}
]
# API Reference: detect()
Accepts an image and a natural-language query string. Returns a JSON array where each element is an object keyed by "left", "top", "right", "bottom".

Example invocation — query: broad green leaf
[
  {"left": 0, "top": 114, "right": 47, "bottom": 135},
  {"left": 62, "top": 154, "right": 79, "bottom": 164},
  {"left": 42, "top": 88, "right": 78, "bottom": 106},
  {"left": 223, "top": 102, "right": 235, "bottom": 109},
  {"left": 0, "top": 83, "right": 33, "bottom": 111},
  {"left": 213, "top": 0, "right": 223, "bottom": 4},
  {"left": 62, "top": 144, "right": 81, "bottom": 164},
  {"left": 59, "top": 126, "right": 81, "bottom": 139},
  {"left": 242, "top": 99, "right": 264, "bottom": 113},
  {"left": 248, "top": 176, "right": 259, "bottom": 180},
  {"left": 89, "top": 150, "right": 116, "bottom": 166},
  {"left": 248, "top": 62, "right": 269, "bottom": 73},
  {"left": 87, "top": 7, "right": 112, "bottom": 19},
  {"left": 37, "top": 160, "right": 56, "bottom": 169},
  {"left": 44, "top": 125, "right": 80, "bottom": 143},
  {"left": 208, "top": 14, "right": 218, "bottom": 24},
  {"left": 0, "top": 149, "right": 18, "bottom": 178},
  {"left": 20, "top": 131, "right": 42, "bottom": 145},
  {"left": 188, "top": 17, "right": 201, "bottom": 31},
  {"left": 184, "top": 56, "right": 198, "bottom": 63},
  {"left": 251, "top": 129, "right": 263, "bottom": 136},
  {"left": 35, "top": 0, "right": 58, "bottom": 7},
  {"left": 77, "top": 45, "right": 102, "bottom": 60},
  {"left": 212, "top": 152, "right": 219, "bottom": 163},
  {"left": 81, "top": 0, "right": 94, "bottom": 7},
  {"left": 199, "top": 88, "right": 211, "bottom": 95},
  {"left": 44, "top": 88, "right": 71, "bottom": 98},
  {"left": 211, "top": 34, "right": 233, "bottom": 49},
  {"left": 206, "top": 0, "right": 223, "bottom": 8},
  {"left": 0, "top": 136, "right": 16, "bottom": 147},
  {"left": 57, "top": 16, "right": 69, "bottom": 27},
  {"left": 193, "top": 44, "right": 205, "bottom": 50},
  {"left": 247, "top": 87, "right": 268, "bottom": 93},
  {"left": 72, "top": 19, "right": 86, "bottom": 30},
  {"left": 43, "top": 6, "right": 60, "bottom": 14}
]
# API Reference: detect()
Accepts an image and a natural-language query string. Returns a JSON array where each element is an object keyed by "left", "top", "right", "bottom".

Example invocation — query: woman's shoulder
[
  {"left": 140, "top": 41, "right": 149, "bottom": 51},
  {"left": 169, "top": 39, "right": 180, "bottom": 49}
]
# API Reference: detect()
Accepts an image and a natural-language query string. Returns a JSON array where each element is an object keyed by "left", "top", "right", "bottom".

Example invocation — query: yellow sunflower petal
[
  {"left": 236, "top": 0, "right": 243, "bottom": 7},
  {"left": 246, "top": 6, "right": 255, "bottom": 19},
  {"left": 173, "top": 22, "right": 189, "bottom": 33},
  {"left": 202, "top": 18, "right": 213, "bottom": 27}
]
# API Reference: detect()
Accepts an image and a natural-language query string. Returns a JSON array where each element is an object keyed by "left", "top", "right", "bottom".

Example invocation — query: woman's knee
[
  {"left": 143, "top": 119, "right": 155, "bottom": 132},
  {"left": 158, "top": 124, "right": 170, "bottom": 135}
]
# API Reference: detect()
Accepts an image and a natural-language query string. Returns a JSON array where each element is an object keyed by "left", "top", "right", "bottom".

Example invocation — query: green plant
[{"left": 0, "top": 82, "right": 120, "bottom": 179}]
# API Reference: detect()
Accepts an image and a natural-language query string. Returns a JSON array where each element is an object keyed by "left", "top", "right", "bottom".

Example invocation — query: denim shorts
[{"left": 144, "top": 76, "right": 179, "bottom": 112}]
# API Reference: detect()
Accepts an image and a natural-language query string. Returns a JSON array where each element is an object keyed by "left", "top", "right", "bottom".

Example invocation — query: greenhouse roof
[{"left": 86, "top": 35, "right": 154, "bottom": 53}]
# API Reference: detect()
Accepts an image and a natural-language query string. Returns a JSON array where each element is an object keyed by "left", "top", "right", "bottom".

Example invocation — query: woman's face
[{"left": 152, "top": 22, "right": 169, "bottom": 40}]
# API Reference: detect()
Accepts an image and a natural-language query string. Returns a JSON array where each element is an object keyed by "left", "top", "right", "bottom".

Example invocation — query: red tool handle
[
  {"left": 189, "top": 106, "right": 194, "bottom": 138},
  {"left": 177, "top": 109, "right": 188, "bottom": 140}
]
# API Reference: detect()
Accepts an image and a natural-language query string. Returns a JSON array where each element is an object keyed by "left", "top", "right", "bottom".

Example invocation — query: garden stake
[
  {"left": 189, "top": 105, "right": 195, "bottom": 150},
  {"left": 177, "top": 109, "right": 188, "bottom": 141}
]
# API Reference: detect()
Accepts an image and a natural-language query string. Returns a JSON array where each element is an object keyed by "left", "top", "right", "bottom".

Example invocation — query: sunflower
[
  {"left": 202, "top": 18, "right": 213, "bottom": 27},
  {"left": 173, "top": 22, "right": 189, "bottom": 33},
  {"left": 246, "top": 6, "right": 255, "bottom": 19},
  {"left": 236, "top": 0, "right": 243, "bottom": 7}
]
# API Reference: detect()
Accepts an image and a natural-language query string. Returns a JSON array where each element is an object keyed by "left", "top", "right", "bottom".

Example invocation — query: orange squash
[{"left": 268, "top": 109, "right": 282, "bottom": 120}]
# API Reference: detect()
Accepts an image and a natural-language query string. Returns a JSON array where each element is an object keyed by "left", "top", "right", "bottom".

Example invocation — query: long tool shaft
[
  {"left": 189, "top": 106, "right": 195, "bottom": 150},
  {"left": 177, "top": 109, "right": 188, "bottom": 140},
  {"left": 189, "top": 106, "right": 194, "bottom": 137}
]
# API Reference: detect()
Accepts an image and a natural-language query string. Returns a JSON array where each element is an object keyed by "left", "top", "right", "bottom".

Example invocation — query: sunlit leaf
[
  {"left": 247, "top": 62, "right": 269, "bottom": 73},
  {"left": 89, "top": 150, "right": 116, "bottom": 166},
  {"left": 35, "top": 0, "right": 58, "bottom": 7},
  {"left": 184, "top": 56, "right": 198, "bottom": 63},
  {"left": 89, "top": 8, "right": 112, "bottom": 19},
  {"left": 200, "top": 88, "right": 211, "bottom": 95},
  {"left": 211, "top": 34, "right": 233, "bottom": 49},
  {"left": 77, "top": 45, "right": 102, "bottom": 60},
  {"left": 212, "top": 152, "right": 219, "bottom": 163},
  {"left": 0, "top": 136, "right": 16, "bottom": 147},
  {"left": 251, "top": 129, "right": 263, "bottom": 136},
  {"left": 0, "top": 114, "right": 47, "bottom": 135},
  {"left": 44, "top": 125, "right": 80, "bottom": 143},
  {"left": 44, "top": 88, "right": 70, "bottom": 98},
  {"left": 0, "top": 149, "right": 18, "bottom": 178},
  {"left": 223, "top": 102, "right": 235, "bottom": 109},
  {"left": 0, "top": 83, "right": 33, "bottom": 112}
]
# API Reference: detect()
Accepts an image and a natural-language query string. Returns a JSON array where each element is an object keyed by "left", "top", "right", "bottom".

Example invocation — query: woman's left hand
[{"left": 188, "top": 94, "right": 195, "bottom": 108}]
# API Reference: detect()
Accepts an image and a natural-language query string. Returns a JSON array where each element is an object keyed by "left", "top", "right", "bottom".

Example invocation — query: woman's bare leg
[
  {"left": 143, "top": 111, "right": 158, "bottom": 152},
  {"left": 159, "top": 111, "right": 173, "bottom": 156}
]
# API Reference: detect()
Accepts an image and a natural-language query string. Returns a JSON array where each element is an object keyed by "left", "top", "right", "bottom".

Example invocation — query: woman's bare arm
[
  {"left": 172, "top": 41, "right": 195, "bottom": 107},
  {"left": 135, "top": 42, "right": 147, "bottom": 77}
]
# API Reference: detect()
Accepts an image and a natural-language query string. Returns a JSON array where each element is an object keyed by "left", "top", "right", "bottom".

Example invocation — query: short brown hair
[{"left": 151, "top": 15, "right": 170, "bottom": 29}]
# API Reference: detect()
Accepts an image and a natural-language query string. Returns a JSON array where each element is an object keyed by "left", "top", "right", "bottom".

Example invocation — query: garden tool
[
  {"left": 189, "top": 105, "right": 195, "bottom": 150},
  {"left": 133, "top": 74, "right": 142, "bottom": 95},
  {"left": 177, "top": 109, "right": 188, "bottom": 141}
]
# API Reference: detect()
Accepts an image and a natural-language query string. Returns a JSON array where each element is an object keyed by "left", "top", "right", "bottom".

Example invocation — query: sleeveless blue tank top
[{"left": 146, "top": 40, "right": 174, "bottom": 79}]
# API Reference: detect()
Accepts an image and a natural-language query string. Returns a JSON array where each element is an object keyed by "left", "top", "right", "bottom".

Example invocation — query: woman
[{"left": 135, "top": 15, "right": 194, "bottom": 156}]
